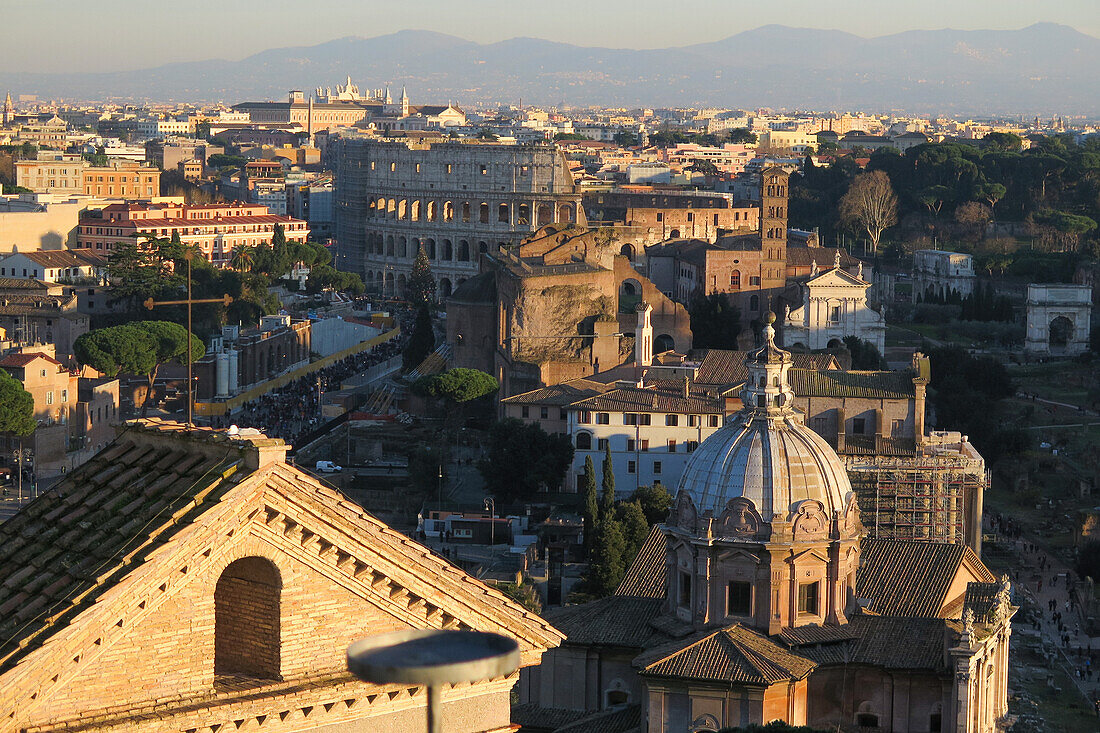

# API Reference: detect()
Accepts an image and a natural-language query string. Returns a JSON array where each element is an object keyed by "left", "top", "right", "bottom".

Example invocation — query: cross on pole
[{"left": 143, "top": 250, "right": 233, "bottom": 428}]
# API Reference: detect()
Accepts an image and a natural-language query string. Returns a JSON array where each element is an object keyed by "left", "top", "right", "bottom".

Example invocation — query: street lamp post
[{"left": 483, "top": 497, "right": 495, "bottom": 547}]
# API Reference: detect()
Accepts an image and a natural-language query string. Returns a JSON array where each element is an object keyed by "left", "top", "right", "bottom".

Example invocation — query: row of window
[
  {"left": 575, "top": 434, "right": 699, "bottom": 453},
  {"left": 367, "top": 198, "right": 573, "bottom": 226},
  {"left": 576, "top": 411, "right": 720, "bottom": 428},
  {"left": 367, "top": 161, "right": 528, "bottom": 176}
]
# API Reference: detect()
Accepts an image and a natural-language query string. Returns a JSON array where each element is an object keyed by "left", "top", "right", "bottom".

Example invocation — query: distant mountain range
[{"left": 2, "top": 24, "right": 1098, "bottom": 115}]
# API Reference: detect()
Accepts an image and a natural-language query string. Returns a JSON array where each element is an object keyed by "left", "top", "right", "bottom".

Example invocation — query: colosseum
[{"left": 331, "top": 132, "right": 586, "bottom": 297}]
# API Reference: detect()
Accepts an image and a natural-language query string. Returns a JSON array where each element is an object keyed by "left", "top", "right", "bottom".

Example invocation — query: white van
[{"left": 315, "top": 460, "right": 342, "bottom": 473}]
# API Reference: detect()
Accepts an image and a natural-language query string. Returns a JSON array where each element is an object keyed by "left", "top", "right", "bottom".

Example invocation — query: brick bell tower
[{"left": 759, "top": 165, "right": 790, "bottom": 300}]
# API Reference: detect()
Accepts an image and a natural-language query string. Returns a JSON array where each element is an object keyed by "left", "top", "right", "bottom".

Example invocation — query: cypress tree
[
  {"left": 403, "top": 305, "right": 435, "bottom": 371},
  {"left": 617, "top": 500, "right": 651, "bottom": 566},
  {"left": 587, "top": 514, "right": 626, "bottom": 596},
  {"left": 601, "top": 443, "right": 616, "bottom": 516},
  {"left": 582, "top": 456, "right": 599, "bottom": 552}
]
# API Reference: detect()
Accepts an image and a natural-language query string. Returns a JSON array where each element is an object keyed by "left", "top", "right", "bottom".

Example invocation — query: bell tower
[{"left": 759, "top": 165, "right": 790, "bottom": 294}]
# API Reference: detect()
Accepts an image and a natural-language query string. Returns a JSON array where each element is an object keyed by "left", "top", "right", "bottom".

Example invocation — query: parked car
[{"left": 315, "top": 460, "right": 342, "bottom": 473}]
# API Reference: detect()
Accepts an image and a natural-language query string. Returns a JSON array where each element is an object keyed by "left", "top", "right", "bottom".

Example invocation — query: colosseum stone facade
[{"left": 331, "top": 133, "right": 586, "bottom": 298}]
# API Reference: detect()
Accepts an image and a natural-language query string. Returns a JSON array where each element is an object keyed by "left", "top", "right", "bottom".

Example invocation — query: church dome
[{"left": 676, "top": 312, "right": 853, "bottom": 521}]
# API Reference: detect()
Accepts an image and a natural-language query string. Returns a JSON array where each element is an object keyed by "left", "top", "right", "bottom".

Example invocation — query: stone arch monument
[{"left": 1024, "top": 284, "right": 1091, "bottom": 355}]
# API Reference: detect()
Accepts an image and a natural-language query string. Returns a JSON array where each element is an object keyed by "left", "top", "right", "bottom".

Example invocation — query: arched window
[
  {"left": 458, "top": 241, "right": 470, "bottom": 261},
  {"left": 576, "top": 432, "right": 592, "bottom": 450},
  {"left": 479, "top": 202, "right": 489, "bottom": 224},
  {"left": 411, "top": 200, "right": 421, "bottom": 221},
  {"left": 462, "top": 202, "right": 471, "bottom": 223},
  {"left": 426, "top": 239, "right": 437, "bottom": 259},
  {"left": 749, "top": 294, "right": 759, "bottom": 312},
  {"left": 427, "top": 201, "right": 437, "bottom": 222},
  {"left": 498, "top": 203, "right": 509, "bottom": 223},
  {"left": 397, "top": 199, "right": 407, "bottom": 219},
  {"left": 443, "top": 239, "right": 454, "bottom": 260},
  {"left": 537, "top": 204, "right": 553, "bottom": 226},
  {"left": 730, "top": 270, "right": 740, "bottom": 289},
  {"left": 215, "top": 557, "right": 281, "bottom": 681},
  {"left": 518, "top": 203, "right": 530, "bottom": 225},
  {"left": 443, "top": 201, "right": 454, "bottom": 222}
]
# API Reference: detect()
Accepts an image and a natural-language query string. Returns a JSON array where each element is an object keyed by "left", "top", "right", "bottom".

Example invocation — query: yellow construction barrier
[{"left": 194, "top": 326, "right": 400, "bottom": 417}]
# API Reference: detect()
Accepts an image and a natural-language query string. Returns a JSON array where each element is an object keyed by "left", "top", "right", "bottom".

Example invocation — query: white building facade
[
  {"left": 781, "top": 265, "right": 887, "bottom": 355},
  {"left": 566, "top": 386, "right": 726, "bottom": 495},
  {"left": 912, "top": 249, "right": 975, "bottom": 299}
]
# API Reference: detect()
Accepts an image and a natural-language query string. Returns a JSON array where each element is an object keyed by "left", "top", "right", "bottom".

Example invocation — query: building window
[
  {"left": 627, "top": 460, "right": 636, "bottom": 474},
  {"left": 625, "top": 413, "right": 637, "bottom": 426},
  {"left": 665, "top": 414, "right": 678, "bottom": 426},
  {"left": 797, "top": 581, "right": 820, "bottom": 616},
  {"left": 708, "top": 415, "right": 720, "bottom": 427},
  {"left": 749, "top": 294, "right": 759, "bottom": 311},
  {"left": 638, "top": 414, "right": 651, "bottom": 426},
  {"left": 830, "top": 305, "right": 842, "bottom": 323},
  {"left": 61, "top": 389, "right": 67, "bottom": 403},
  {"left": 596, "top": 413, "right": 610, "bottom": 425},
  {"left": 639, "top": 440, "right": 649, "bottom": 452},
  {"left": 46, "top": 391, "right": 53, "bottom": 405},
  {"left": 577, "top": 411, "right": 591, "bottom": 424},
  {"left": 540, "top": 406, "right": 549, "bottom": 419},
  {"left": 597, "top": 438, "right": 609, "bottom": 450},
  {"left": 852, "top": 418, "right": 866, "bottom": 434},
  {"left": 521, "top": 406, "right": 529, "bottom": 418},
  {"left": 678, "top": 571, "right": 692, "bottom": 608},
  {"left": 576, "top": 433, "right": 592, "bottom": 450},
  {"left": 688, "top": 415, "right": 698, "bottom": 427},
  {"left": 728, "top": 581, "right": 752, "bottom": 616},
  {"left": 686, "top": 440, "right": 699, "bottom": 452},
  {"left": 667, "top": 439, "right": 677, "bottom": 452},
  {"left": 653, "top": 460, "right": 662, "bottom": 474},
  {"left": 627, "top": 439, "right": 636, "bottom": 451},
  {"left": 215, "top": 557, "right": 281, "bottom": 680}
]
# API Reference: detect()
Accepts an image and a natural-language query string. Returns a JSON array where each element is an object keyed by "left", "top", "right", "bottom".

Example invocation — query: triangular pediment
[
  {"left": 0, "top": 458, "right": 561, "bottom": 728},
  {"left": 805, "top": 268, "right": 869, "bottom": 288}
]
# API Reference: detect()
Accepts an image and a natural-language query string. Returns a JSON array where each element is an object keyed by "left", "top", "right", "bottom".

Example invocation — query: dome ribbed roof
[
  {"left": 675, "top": 412, "right": 852, "bottom": 521},
  {"left": 675, "top": 313, "right": 853, "bottom": 521}
]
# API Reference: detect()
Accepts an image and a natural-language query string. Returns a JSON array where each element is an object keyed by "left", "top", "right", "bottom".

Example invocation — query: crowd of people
[{"left": 214, "top": 308, "right": 414, "bottom": 446}]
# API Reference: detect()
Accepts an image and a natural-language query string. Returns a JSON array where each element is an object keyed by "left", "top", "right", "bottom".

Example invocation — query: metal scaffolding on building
[{"left": 846, "top": 452, "right": 989, "bottom": 547}]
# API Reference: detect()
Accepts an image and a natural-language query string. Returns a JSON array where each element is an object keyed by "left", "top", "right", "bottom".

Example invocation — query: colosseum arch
[
  {"left": 387, "top": 237, "right": 396, "bottom": 256},
  {"left": 498, "top": 203, "right": 510, "bottom": 223},
  {"left": 620, "top": 243, "right": 635, "bottom": 260},
  {"left": 367, "top": 198, "right": 377, "bottom": 216},
  {"left": 426, "top": 200, "right": 437, "bottom": 222},
  {"left": 558, "top": 203, "right": 575, "bottom": 223},
  {"left": 537, "top": 204, "right": 553, "bottom": 226},
  {"left": 426, "top": 238, "right": 437, "bottom": 259},
  {"left": 443, "top": 239, "right": 454, "bottom": 260},
  {"left": 479, "top": 202, "right": 490, "bottom": 224},
  {"left": 397, "top": 273, "right": 407, "bottom": 293},
  {"left": 411, "top": 200, "right": 421, "bottom": 221},
  {"left": 386, "top": 199, "right": 396, "bottom": 217},
  {"left": 214, "top": 557, "right": 281, "bottom": 681},
  {"left": 518, "top": 204, "right": 530, "bottom": 225},
  {"left": 462, "top": 201, "right": 471, "bottom": 223},
  {"left": 397, "top": 199, "right": 407, "bottom": 219},
  {"left": 443, "top": 201, "right": 454, "bottom": 222},
  {"left": 385, "top": 234, "right": 394, "bottom": 255},
  {"left": 620, "top": 278, "right": 642, "bottom": 312},
  {"left": 458, "top": 241, "right": 470, "bottom": 261}
]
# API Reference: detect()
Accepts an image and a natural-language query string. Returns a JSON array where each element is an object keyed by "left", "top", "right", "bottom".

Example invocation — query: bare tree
[{"left": 839, "top": 170, "right": 899, "bottom": 253}]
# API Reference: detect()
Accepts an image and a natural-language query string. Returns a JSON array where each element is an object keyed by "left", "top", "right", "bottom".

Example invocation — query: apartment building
[{"left": 76, "top": 201, "right": 309, "bottom": 266}]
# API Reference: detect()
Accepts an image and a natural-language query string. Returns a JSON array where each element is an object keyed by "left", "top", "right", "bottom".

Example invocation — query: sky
[{"left": 2, "top": 0, "right": 1097, "bottom": 74}]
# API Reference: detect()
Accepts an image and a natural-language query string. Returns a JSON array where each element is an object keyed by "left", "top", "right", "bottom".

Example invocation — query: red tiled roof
[{"left": 0, "top": 352, "right": 62, "bottom": 368}]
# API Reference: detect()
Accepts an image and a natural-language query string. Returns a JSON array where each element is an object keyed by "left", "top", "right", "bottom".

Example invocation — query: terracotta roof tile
[
  {"left": 787, "top": 369, "right": 916, "bottom": 400},
  {"left": 692, "top": 350, "right": 836, "bottom": 388},
  {"left": 794, "top": 615, "right": 949, "bottom": 671},
  {"left": 570, "top": 385, "right": 722, "bottom": 414},
  {"left": 635, "top": 625, "right": 816, "bottom": 685},
  {"left": 614, "top": 526, "right": 667, "bottom": 599},
  {"left": 544, "top": 596, "right": 667, "bottom": 649},
  {"left": 857, "top": 538, "right": 994, "bottom": 618}
]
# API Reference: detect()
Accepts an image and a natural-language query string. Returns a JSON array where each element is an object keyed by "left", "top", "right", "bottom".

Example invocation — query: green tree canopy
[
  {"left": 633, "top": 484, "right": 673, "bottom": 524},
  {"left": 0, "top": 368, "right": 35, "bottom": 436},
  {"left": 416, "top": 368, "right": 499, "bottom": 403},
  {"left": 478, "top": 418, "right": 574, "bottom": 503},
  {"left": 74, "top": 321, "right": 204, "bottom": 416},
  {"left": 842, "top": 336, "right": 887, "bottom": 370},
  {"left": 726, "top": 128, "right": 758, "bottom": 145}
]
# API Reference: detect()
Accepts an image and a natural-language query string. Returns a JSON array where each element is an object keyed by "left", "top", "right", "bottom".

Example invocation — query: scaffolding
[{"left": 845, "top": 446, "right": 989, "bottom": 549}]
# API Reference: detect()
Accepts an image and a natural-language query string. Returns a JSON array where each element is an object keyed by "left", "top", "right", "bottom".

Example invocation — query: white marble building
[{"left": 780, "top": 259, "right": 887, "bottom": 355}]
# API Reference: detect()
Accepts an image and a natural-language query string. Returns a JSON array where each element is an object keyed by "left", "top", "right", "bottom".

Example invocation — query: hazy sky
[{"left": 3, "top": 0, "right": 1097, "bottom": 74}]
